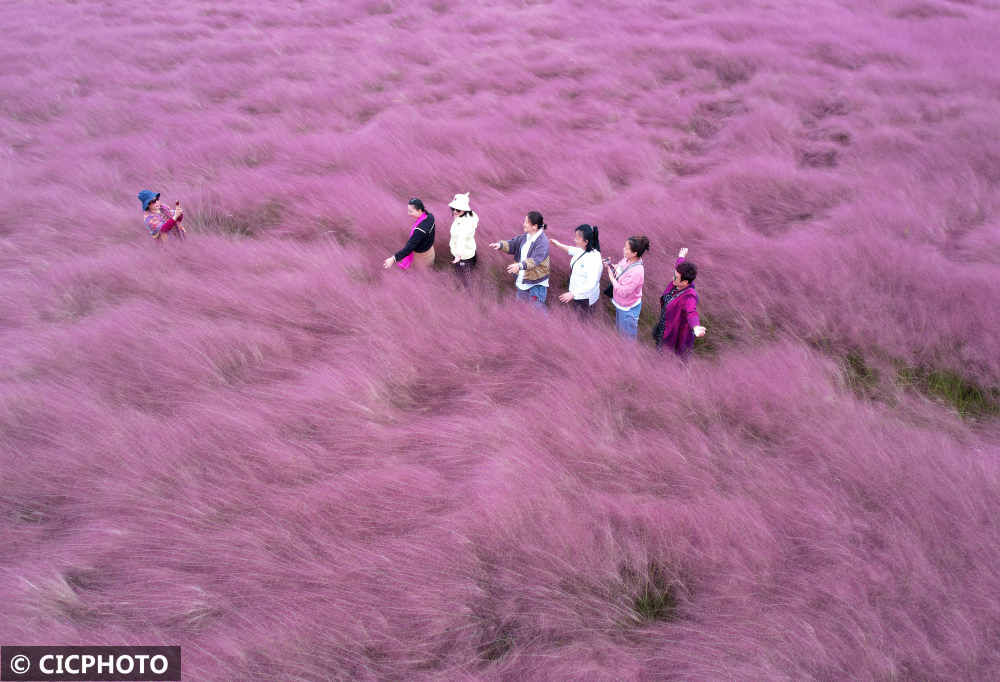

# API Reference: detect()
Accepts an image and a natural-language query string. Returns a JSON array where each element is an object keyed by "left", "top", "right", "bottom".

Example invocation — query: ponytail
[
  {"left": 575, "top": 224, "right": 601, "bottom": 252},
  {"left": 627, "top": 235, "right": 650, "bottom": 258},
  {"left": 527, "top": 211, "right": 546, "bottom": 230}
]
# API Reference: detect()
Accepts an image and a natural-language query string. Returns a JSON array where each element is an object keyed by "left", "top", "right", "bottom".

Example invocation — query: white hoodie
[{"left": 449, "top": 212, "right": 478, "bottom": 261}]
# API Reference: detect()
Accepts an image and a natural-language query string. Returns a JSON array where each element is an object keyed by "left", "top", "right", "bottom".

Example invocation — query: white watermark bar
[{"left": 2, "top": 647, "right": 180, "bottom": 681}]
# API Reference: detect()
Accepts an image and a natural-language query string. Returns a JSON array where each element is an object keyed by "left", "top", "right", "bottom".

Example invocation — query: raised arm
[{"left": 676, "top": 247, "right": 688, "bottom": 269}]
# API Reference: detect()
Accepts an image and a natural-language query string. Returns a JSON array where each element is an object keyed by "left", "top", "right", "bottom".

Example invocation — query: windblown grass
[{"left": 1, "top": 0, "right": 999, "bottom": 679}]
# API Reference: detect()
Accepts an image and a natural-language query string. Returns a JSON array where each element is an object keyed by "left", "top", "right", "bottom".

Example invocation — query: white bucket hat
[{"left": 448, "top": 192, "right": 472, "bottom": 213}]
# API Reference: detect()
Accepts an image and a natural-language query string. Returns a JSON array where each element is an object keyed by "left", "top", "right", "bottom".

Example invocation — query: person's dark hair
[
  {"left": 677, "top": 261, "right": 697, "bottom": 284},
  {"left": 575, "top": 224, "right": 600, "bottom": 252},
  {"left": 627, "top": 235, "right": 650, "bottom": 257},
  {"left": 527, "top": 211, "right": 547, "bottom": 230},
  {"left": 408, "top": 198, "right": 426, "bottom": 213}
]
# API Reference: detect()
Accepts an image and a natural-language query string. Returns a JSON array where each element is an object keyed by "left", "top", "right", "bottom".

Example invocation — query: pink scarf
[{"left": 396, "top": 213, "right": 426, "bottom": 270}]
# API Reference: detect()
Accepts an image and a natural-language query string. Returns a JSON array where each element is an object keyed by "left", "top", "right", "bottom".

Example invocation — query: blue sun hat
[{"left": 138, "top": 190, "right": 160, "bottom": 211}]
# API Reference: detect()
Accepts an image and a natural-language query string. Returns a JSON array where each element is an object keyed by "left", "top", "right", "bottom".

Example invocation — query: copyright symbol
[{"left": 10, "top": 654, "right": 30, "bottom": 674}]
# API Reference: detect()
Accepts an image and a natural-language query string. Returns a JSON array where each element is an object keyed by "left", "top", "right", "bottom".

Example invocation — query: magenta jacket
[{"left": 656, "top": 257, "right": 701, "bottom": 356}]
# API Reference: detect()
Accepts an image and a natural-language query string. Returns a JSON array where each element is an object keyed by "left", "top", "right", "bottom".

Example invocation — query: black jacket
[{"left": 394, "top": 213, "right": 435, "bottom": 262}]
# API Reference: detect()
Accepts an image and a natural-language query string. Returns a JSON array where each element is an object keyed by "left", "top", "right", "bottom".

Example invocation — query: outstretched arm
[
  {"left": 683, "top": 295, "right": 706, "bottom": 337},
  {"left": 683, "top": 295, "right": 701, "bottom": 330},
  {"left": 549, "top": 238, "right": 572, "bottom": 254},
  {"left": 393, "top": 218, "right": 432, "bottom": 263},
  {"left": 490, "top": 236, "right": 523, "bottom": 275}
]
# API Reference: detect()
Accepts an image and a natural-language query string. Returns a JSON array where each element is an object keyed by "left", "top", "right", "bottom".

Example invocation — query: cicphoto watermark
[{"left": 1, "top": 647, "right": 180, "bottom": 681}]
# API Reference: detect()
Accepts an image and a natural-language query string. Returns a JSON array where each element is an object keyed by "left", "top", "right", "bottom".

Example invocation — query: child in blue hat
[{"left": 138, "top": 190, "right": 185, "bottom": 241}]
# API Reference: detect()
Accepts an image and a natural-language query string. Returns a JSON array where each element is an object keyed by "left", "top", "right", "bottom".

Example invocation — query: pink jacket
[{"left": 612, "top": 258, "right": 644, "bottom": 309}]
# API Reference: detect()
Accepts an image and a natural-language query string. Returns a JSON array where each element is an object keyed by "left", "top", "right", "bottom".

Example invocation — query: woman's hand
[
  {"left": 383, "top": 256, "right": 396, "bottom": 269},
  {"left": 452, "top": 256, "right": 461, "bottom": 264},
  {"left": 558, "top": 292, "right": 573, "bottom": 303},
  {"left": 505, "top": 263, "right": 520, "bottom": 275},
  {"left": 693, "top": 325, "right": 706, "bottom": 337},
  {"left": 678, "top": 247, "right": 688, "bottom": 258},
  {"left": 489, "top": 241, "right": 502, "bottom": 250}
]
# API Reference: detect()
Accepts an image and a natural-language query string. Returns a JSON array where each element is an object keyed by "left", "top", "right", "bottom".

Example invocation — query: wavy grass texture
[{"left": 2, "top": 0, "right": 1000, "bottom": 679}]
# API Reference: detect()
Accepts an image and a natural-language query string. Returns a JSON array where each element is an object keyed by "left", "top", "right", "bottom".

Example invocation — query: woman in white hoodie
[
  {"left": 447, "top": 192, "right": 478, "bottom": 281},
  {"left": 550, "top": 224, "right": 603, "bottom": 316}
]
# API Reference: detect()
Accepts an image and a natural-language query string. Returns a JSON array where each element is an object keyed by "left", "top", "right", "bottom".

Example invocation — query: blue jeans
[
  {"left": 516, "top": 284, "right": 548, "bottom": 309},
  {"left": 616, "top": 302, "right": 641, "bottom": 338}
]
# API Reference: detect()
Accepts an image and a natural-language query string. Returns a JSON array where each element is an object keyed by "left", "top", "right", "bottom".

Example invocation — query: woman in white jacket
[
  {"left": 550, "top": 224, "right": 603, "bottom": 316},
  {"left": 448, "top": 192, "right": 478, "bottom": 281}
]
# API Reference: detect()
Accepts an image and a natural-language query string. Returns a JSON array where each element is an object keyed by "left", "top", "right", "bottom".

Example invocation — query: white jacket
[
  {"left": 567, "top": 248, "right": 602, "bottom": 304},
  {"left": 449, "top": 213, "right": 478, "bottom": 261}
]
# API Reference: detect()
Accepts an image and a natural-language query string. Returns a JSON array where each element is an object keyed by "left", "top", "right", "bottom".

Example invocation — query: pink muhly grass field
[{"left": 1, "top": 0, "right": 999, "bottom": 679}]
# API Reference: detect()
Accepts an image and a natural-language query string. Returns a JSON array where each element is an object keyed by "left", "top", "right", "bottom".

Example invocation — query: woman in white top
[
  {"left": 550, "top": 224, "right": 603, "bottom": 316},
  {"left": 447, "top": 191, "right": 478, "bottom": 282}
]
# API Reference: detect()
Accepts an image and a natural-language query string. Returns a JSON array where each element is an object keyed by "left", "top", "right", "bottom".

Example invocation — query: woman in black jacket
[{"left": 384, "top": 198, "right": 436, "bottom": 270}]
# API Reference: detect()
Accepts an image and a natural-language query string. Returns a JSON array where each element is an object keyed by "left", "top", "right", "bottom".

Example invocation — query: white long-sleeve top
[
  {"left": 567, "top": 247, "right": 602, "bottom": 304},
  {"left": 449, "top": 212, "right": 478, "bottom": 261}
]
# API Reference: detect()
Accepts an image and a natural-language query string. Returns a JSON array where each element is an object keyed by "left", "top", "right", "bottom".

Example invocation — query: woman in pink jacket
[
  {"left": 605, "top": 235, "right": 649, "bottom": 339},
  {"left": 653, "top": 248, "right": 707, "bottom": 356}
]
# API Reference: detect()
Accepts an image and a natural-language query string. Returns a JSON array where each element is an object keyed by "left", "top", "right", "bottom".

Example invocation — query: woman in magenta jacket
[{"left": 654, "top": 248, "right": 706, "bottom": 356}]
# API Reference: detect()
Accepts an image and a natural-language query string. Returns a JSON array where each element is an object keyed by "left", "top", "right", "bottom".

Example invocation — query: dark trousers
[
  {"left": 453, "top": 255, "right": 477, "bottom": 284},
  {"left": 572, "top": 298, "right": 594, "bottom": 318}
]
